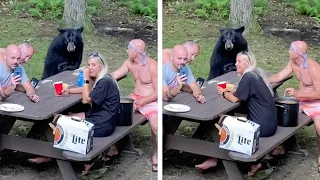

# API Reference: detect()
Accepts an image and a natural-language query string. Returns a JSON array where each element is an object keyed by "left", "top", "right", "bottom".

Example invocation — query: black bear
[
  {"left": 207, "top": 26, "right": 248, "bottom": 80},
  {"left": 41, "top": 27, "right": 84, "bottom": 80}
]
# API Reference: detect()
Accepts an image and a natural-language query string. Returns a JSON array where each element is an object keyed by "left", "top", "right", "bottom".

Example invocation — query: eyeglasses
[{"left": 88, "top": 52, "right": 104, "bottom": 65}]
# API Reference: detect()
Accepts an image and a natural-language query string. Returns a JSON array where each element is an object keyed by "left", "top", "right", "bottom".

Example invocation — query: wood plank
[
  {"left": 228, "top": 113, "right": 312, "bottom": 162},
  {"left": 62, "top": 113, "right": 147, "bottom": 161},
  {"left": 0, "top": 71, "right": 81, "bottom": 120},
  {"left": 165, "top": 134, "right": 232, "bottom": 161},
  {"left": 163, "top": 71, "right": 292, "bottom": 121},
  {"left": 0, "top": 134, "right": 67, "bottom": 160},
  {"left": 56, "top": 160, "right": 79, "bottom": 180},
  {"left": 33, "top": 94, "right": 81, "bottom": 119},
  {"left": 222, "top": 160, "right": 244, "bottom": 180}
]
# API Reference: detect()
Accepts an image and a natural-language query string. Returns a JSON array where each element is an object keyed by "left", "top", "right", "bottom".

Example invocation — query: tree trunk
[
  {"left": 229, "top": 0, "right": 253, "bottom": 32},
  {"left": 63, "top": 0, "right": 87, "bottom": 28}
]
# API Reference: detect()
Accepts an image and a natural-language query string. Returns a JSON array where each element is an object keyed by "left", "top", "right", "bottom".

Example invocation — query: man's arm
[
  {"left": 269, "top": 61, "right": 293, "bottom": 83},
  {"left": 110, "top": 60, "right": 130, "bottom": 81},
  {"left": 162, "top": 85, "right": 181, "bottom": 102},
  {"left": 141, "top": 62, "right": 158, "bottom": 104},
  {"left": 295, "top": 65, "right": 320, "bottom": 101},
  {"left": 189, "top": 82, "right": 202, "bottom": 97},
  {"left": 0, "top": 86, "right": 15, "bottom": 101},
  {"left": 21, "top": 81, "right": 36, "bottom": 98},
  {"left": 15, "top": 84, "right": 25, "bottom": 91},
  {"left": 181, "top": 85, "right": 192, "bottom": 92}
]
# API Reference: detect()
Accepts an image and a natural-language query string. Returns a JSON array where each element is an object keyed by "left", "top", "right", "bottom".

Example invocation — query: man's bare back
[
  {"left": 0, "top": 48, "right": 6, "bottom": 61},
  {"left": 162, "top": 48, "right": 172, "bottom": 65},
  {"left": 127, "top": 57, "right": 157, "bottom": 97}
]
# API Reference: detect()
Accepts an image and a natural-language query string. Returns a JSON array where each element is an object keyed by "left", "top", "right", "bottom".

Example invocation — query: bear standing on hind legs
[
  {"left": 207, "top": 26, "right": 248, "bottom": 80},
  {"left": 41, "top": 27, "right": 84, "bottom": 80}
]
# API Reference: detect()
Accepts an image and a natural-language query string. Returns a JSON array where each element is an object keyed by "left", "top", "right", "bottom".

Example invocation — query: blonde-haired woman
[
  {"left": 196, "top": 51, "right": 278, "bottom": 176},
  {"left": 64, "top": 52, "right": 121, "bottom": 137},
  {"left": 220, "top": 51, "right": 277, "bottom": 176},
  {"left": 28, "top": 53, "right": 121, "bottom": 175}
]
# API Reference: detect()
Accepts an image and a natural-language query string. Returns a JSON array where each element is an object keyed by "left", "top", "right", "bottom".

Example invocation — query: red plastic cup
[
  {"left": 54, "top": 81, "right": 63, "bottom": 95},
  {"left": 217, "top": 81, "right": 227, "bottom": 89}
]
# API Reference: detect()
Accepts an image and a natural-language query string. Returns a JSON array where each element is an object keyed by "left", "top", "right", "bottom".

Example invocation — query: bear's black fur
[
  {"left": 41, "top": 27, "right": 84, "bottom": 80},
  {"left": 207, "top": 26, "right": 248, "bottom": 80}
]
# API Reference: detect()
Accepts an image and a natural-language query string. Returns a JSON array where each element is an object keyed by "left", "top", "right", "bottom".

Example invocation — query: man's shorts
[{"left": 128, "top": 94, "right": 158, "bottom": 119}]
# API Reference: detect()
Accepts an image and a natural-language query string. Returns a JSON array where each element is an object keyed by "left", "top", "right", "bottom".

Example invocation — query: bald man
[
  {"left": 162, "top": 45, "right": 205, "bottom": 103},
  {"left": 0, "top": 44, "right": 39, "bottom": 102},
  {"left": 110, "top": 39, "right": 158, "bottom": 172},
  {"left": 0, "top": 42, "right": 35, "bottom": 64},
  {"left": 162, "top": 40, "right": 200, "bottom": 65},
  {"left": 269, "top": 40, "right": 320, "bottom": 171}
]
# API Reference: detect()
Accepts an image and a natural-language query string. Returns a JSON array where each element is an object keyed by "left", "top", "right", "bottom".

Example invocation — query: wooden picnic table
[
  {"left": 0, "top": 70, "right": 144, "bottom": 180},
  {"left": 162, "top": 71, "right": 308, "bottom": 179},
  {"left": 0, "top": 70, "right": 81, "bottom": 179}
]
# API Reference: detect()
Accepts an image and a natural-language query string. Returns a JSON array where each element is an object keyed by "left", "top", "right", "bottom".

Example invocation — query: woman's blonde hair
[
  {"left": 237, "top": 51, "right": 274, "bottom": 96},
  {"left": 87, "top": 52, "right": 120, "bottom": 92}
]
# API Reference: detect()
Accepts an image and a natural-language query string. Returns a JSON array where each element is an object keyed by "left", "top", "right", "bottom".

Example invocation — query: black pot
[
  {"left": 117, "top": 97, "right": 134, "bottom": 126},
  {"left": 275, "top": 97, "right": 300, "bottom": 127}
]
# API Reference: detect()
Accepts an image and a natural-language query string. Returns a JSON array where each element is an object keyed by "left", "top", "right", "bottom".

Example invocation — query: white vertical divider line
[{"left": 157, "top": 0, "right": 163, "bottom": 179}]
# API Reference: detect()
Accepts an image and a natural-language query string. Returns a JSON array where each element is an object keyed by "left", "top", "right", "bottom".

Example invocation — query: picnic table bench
[
  {"left": 63, "top": 113, "right": 146, "bottom": 162},
  {"left": 163, "top": 71, "right": 311, "bottom": 180},
  {"left": 0, "top": 70, "right": 146, "bottom": 180}
]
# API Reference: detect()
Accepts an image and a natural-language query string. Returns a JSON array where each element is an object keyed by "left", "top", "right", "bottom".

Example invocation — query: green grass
[{"left": 0, "top": 16, "right": 156, "bottom": 97}]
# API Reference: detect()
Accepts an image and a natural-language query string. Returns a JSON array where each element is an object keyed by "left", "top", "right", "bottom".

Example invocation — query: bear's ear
[
  {"left": 58, "top": 28, "right": 66, "bottom": 34},
  {"left": 219, "top": 28, "right": 226, "bottom": 34},
  {"left": 235, "top": 26, "right": 245, "bottom": 33},
  {"left": 76, "top": 27, "right": 84, "bottom": 33}
]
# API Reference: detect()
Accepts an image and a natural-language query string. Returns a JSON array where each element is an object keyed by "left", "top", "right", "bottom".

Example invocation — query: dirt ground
[
  {"left": 257, "top": 0, "right": 320, "bottom": 46},
  {"left": 163, "top": 130, "right": 319, "bottom": 180},
  {"left": 0, "top": 123, "right": 158, "bottom": 180}
]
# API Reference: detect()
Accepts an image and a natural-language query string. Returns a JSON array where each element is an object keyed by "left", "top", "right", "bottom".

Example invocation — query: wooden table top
[
  {"left": 163, "top": 71, "right": 290, "bottom": 121},
  {"left": 0, "top": 71, "right": 81, "bottom": 120}
]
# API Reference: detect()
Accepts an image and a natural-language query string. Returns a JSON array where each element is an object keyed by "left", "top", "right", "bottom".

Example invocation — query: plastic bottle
[{"left": 78, "top": 70, "right": 84, "bottom": 87}]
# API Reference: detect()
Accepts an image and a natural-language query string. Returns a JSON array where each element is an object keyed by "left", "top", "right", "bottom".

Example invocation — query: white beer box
[
  {"left": 219, "top": 115, "right": 260, "bottom": 155},
  {"left": 53, "top": 115, "right": 94, "bottom": 155}
]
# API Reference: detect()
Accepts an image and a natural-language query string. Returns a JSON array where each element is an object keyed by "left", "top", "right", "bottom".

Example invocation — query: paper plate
[
  {"left": 164, "top": 104, "right": 191, "bottom": 113},
  {"left": 0, "top": 103, "right": 25, "bottom": 112}
]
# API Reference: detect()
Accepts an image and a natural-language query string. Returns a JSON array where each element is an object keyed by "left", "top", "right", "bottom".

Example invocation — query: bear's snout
[
  {"left": 67, "top": 42, "right": 76, "bottom": 52},
  {"left": 224, "top": 40, "right": 234, "bottom": 51}
]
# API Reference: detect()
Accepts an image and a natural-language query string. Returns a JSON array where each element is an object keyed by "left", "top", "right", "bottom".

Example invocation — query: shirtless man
[
  {"left": 269, "top": 40, "right": 320, "bottom": 172},
  {"left": 0, "top": 42, "right": 35, "bottom": 64},
  {"left": 163, "top": 40, "right": 200, "bottom": 65},
  {"left": 162, "top": 45, "right": 205, "bottom": 103},
  {"left": 111, "top": 39, "right": 158, "bottom": 172},
  {"left": 0, "top": 44, "right": 39, "bottom": 102}
]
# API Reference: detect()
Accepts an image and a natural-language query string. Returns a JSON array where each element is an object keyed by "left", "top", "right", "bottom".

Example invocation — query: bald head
[
  {"left": 6, "top": 44, "right": 21, "bottom": 56},
  {"left": 183, "top": 40, "right": 200, "bottom": 62},
  {"left": 129, "top": 39, "right": 146, "bottom": 52},
  {"left": 5, "top": 44, "right": 21, "bottom": 69},
  {"left": 19, "top": 42, "right": 34, "bottom": 63},
  {"left": 171, "top": 45, "right": 188, "bottom": 70},
  {"left": 172, "top": 45, "right": 188, "bottom": 56},
  {"left": 292, "top": 41, "right": 308, "bottom": 54}
]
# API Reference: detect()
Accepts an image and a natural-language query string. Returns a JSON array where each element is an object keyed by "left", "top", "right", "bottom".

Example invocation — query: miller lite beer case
[
  {"left": 52, "top": 115, "right": 94, "bottom": 155},
  {"left": 218, "top": 115, "right": 260, "bottom": 155}
]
